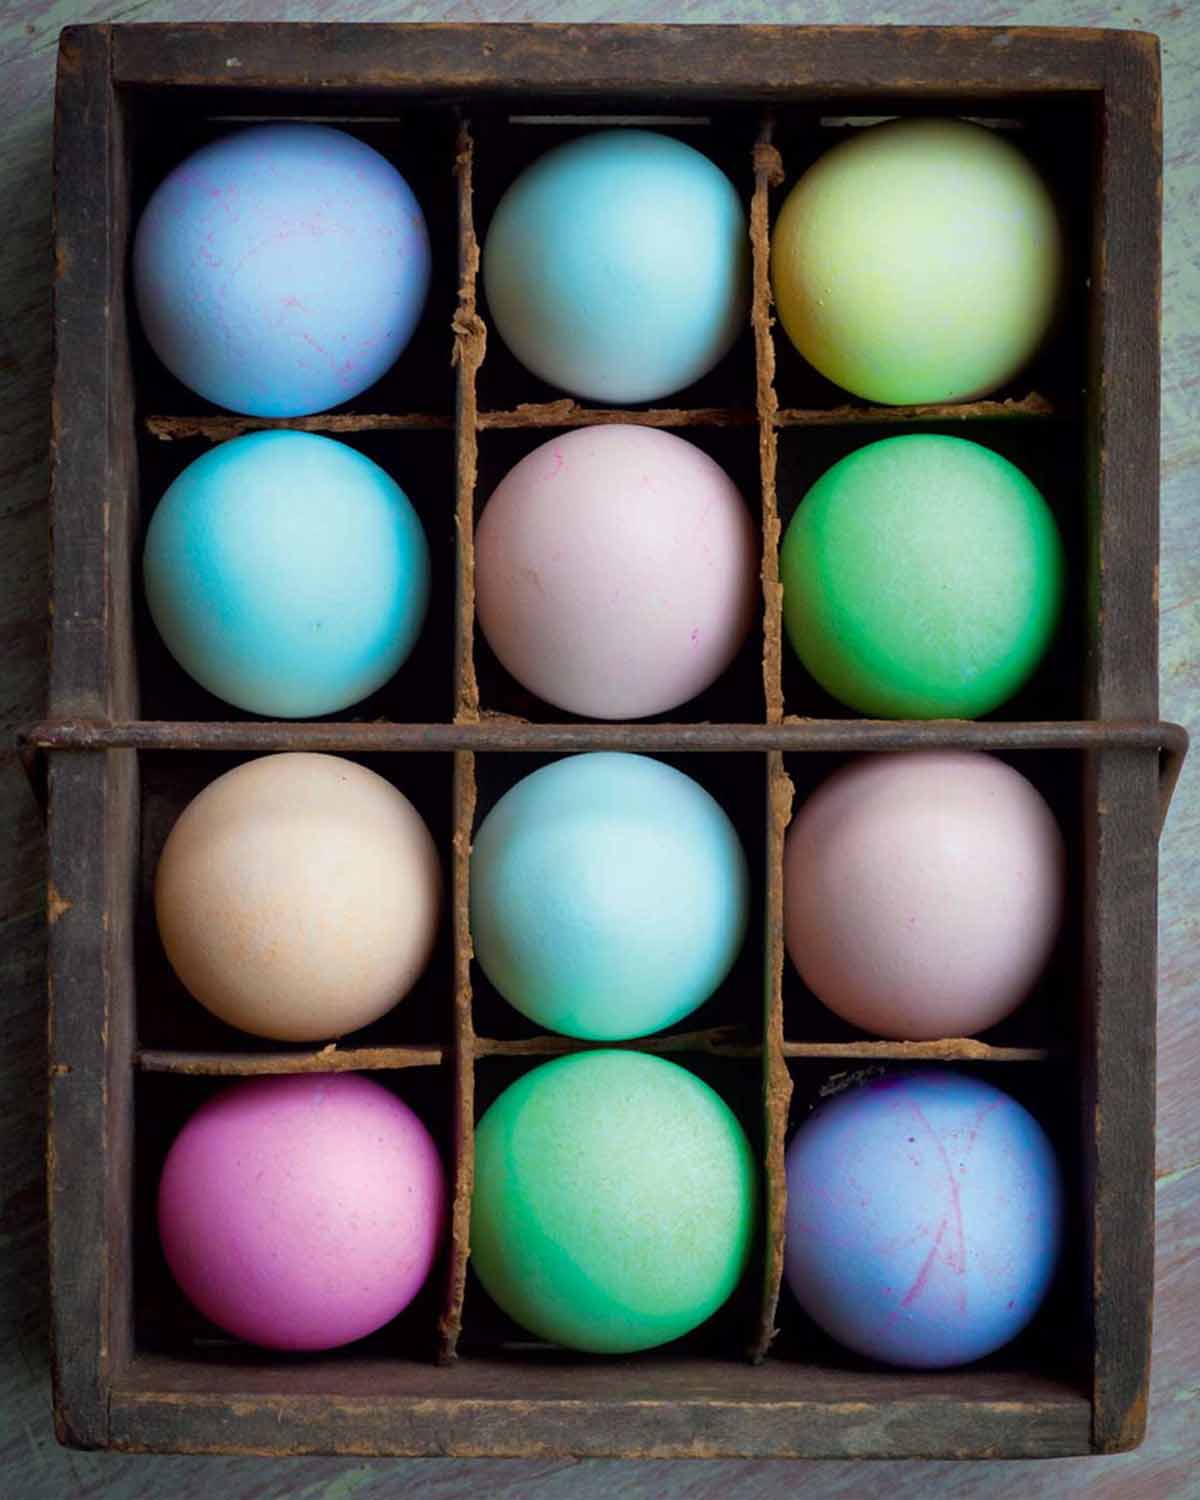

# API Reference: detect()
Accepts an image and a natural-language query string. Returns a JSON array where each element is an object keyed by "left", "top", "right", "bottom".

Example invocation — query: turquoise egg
[
  {"left": 144, "top": 431, "right": 430, "bottom": 717},
  {"left": 470, "top": 753, "right": 749, "bottom": 1040},
  {"left": 483, "top": 130, "right": 749, "bottom": 403}
]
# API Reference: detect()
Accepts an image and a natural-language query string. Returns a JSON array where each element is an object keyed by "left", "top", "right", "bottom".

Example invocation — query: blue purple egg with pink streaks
[
  {"left": 134, "top": 123, "right": 431, "bottom": 416},
  {"left": 784, "top": 1070, "right": 1063, "bottom": 1368}
]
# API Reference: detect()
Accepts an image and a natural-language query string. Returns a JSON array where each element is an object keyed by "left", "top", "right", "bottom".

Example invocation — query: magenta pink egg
[
  {"left": 784, "top": 752, "right": 1064, "bottom": 1039},
  {"left": 158, "top": 1074, "right": 445, "bottom": 1351},
  {"left": 475, "top": 425, "right": 759, "bottom": 719}
]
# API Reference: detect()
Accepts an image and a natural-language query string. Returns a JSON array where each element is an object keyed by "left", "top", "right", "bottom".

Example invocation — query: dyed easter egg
[
  {"left": 784, "top": 1070, "right": 1063, "bottom": 1368},
  {"left": 155, "top": 754, "right": 440, "bottom": 1042},
  {"left": 144, "top": 430, "right": 430, "bottom": 717},
  {"left": 780, "top": 434, "right": 1063, "bottom": 718},
  {"left": 476, "top": 425, "right": 758, "bottom": 719},
  {"left": 484, "top": 129, "right": 749, "bottom": 402},
  {"left": 471, "top": 753, "right": 748, "bottom": 1040},
  {"left": 771, "top": 118, "right": 1064, "bottom": 404},
  {"left": 784, "top": 753, "right": 1064, "bottom": 1040},
  {"left": 158, "top": 1074, "right": 445, "bottom": 1350},
  {"left": 471, "top": 1051, "right": 758, "bottom": 1353},
  {"left": 134, "top": 123, "right": 431, "bottom": 416}
]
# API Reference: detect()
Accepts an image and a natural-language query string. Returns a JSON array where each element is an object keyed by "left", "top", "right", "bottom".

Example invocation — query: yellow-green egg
[{"left": 771, "top": 118, "right": 1064, "bottom": 405}]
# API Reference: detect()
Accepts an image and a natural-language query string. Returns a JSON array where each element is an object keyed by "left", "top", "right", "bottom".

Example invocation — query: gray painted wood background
[{"left": 2, "top": 3, "right": 1196, "bottom": 1494}]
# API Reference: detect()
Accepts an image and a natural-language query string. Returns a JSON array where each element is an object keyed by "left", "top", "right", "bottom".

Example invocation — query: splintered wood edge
[
  {"left": 752, "top": 122, "right": 784, "bottom": 730},
  {"left": 780, "top": 1040, "right": 1056, "bottom": 1062},
  {"left": 135, "top": 1046, "right": 446, "bottom": 1074},
  {"left": 438, "top": 749, "right": 477, "bottom": 1364},
  {"left": 473, "top": 1026, "right": 761, "bottom": 1059},
  {"left": 452, "top": 117, "right": 483, "bottom": 724},
  {"left": 754, "top": 752, "right": 794, "bottom": 1363},
  {"left": 477, "top": 402, "right": 756, "bottom": 428}
]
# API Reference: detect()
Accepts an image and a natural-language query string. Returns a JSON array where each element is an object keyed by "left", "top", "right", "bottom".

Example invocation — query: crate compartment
[
  {"left": 774, "top": 420, "right": 1088, "bottom": 722},
  {"left": 131, "top": 1065, "right": 454, "bottom": 1363},
  {"left": 124, "top": 94, "right": 461, "bottom": 422},
  {"left": 133, "top": 429, "right": 458, "bottom": 724},
  {"left": 460, "top": 1051, "right": 766, "bottom": 1361},
  {"left": 466, "top": 749, "right": 767, "bottom": 1047},
  {"left": 765, "top": 102, "right": 1092, "bottom": 421},
  {"left": 133, "top": 749, "right": 456, "bottom": 1055},
  {"left": 469, "top": 423, "right": 767, "bottom": 725},
  {"left": 472, "top": 108, "right": 760, "bottom": 418},
  {"left": 776, "top": 748, "right": 1084, "bottom": 1055},
  {"left": 769, "top": 1059, "right": 1086, "bottom": 1390}
]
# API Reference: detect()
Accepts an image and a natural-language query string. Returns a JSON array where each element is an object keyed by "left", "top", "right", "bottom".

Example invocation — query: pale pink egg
[
  {"left": 475, "top": 425, "right": 759, "bottom": 719},
  {"left": 784, "top": 752, "right": 1064, "bottom": 1039}
]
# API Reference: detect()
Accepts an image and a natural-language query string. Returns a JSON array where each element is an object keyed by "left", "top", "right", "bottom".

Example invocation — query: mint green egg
[
  {"left": 470, "top": 1051, "right": 758, "bottom": 1354},
  {"left": 781, "top": 434, "right": 1064, "bottom": 719}
]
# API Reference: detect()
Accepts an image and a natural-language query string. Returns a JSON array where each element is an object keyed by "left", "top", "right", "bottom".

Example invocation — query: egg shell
[
  {"left": 784, "top": 752, "right": 1065, "bottom": 1040},
  {"left": 476, "top": 425, "right": 759, "bottom": 719},
  {"left": 471, "top": 753, "right": 749, "bottom": 1040},
  {"left": 483, "top": 129, "right": 749, "bottom": 403},
  {"left": 780, "top": 434, "right": 1064, "bottom": 719},
  {"left": 155, "top": 753, "right": 441, "bottom": 1042},
  {"left": 784, "top": 1069, "right": 1064, "bottom": 1368},
  {"left": 470, "top": 1051, "right": 759, "bottom": 1354},
  {"left": 770, "top": 117, "right": 1064, "bottom": 405},
  {"left": 134, "top": 123, "right": 431, "bottom": 416},
  {"left": 144, "top": 430, "right": 430, "bottom": 718},
  {"left": 158, "top": 1074, "right": 445, "bottom": 1351}
]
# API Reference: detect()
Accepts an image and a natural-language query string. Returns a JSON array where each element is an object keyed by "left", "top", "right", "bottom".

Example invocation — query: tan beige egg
[{"left": 155, "top": 753, "right": 440, "bottom": 1041}]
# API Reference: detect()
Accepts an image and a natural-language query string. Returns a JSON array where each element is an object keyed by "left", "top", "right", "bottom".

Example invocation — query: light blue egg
[
  {"left": 785, "top": 1071, "right": 1064, "bottom": 1369},
  {"left": 134, "top": 123, "right": 431, "bottom": 417},
  {"left": 483, "top": 130, "right": 749, "bottom": 404},
  {"left": 470, "top": 753, "right": 749, "bottom": 1041},
  {"left": 144, "top": 431, "right": 430, "bottom": 717}
]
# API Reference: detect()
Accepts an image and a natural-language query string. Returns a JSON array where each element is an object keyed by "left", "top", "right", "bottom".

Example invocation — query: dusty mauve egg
[
  {"left": 475, "top": 425, "right": 759, "bottom": 719},
  {"left": 155, "top": 753, "right": 441, "bottom": 1041},
  {"left": 784, "top": 752, "right": 1064, "bottom": 1039},
  {"left": 158, "top": 1074, "right": 445, "bottom": 1351}
]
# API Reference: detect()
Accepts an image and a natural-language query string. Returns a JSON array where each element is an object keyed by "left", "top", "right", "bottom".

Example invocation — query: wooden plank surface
[{"left": 3, "top": 1, "right": 1198, "bottom": 1494}]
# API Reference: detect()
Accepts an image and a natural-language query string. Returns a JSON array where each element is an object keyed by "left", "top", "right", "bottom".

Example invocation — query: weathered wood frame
[{"left": 41, "top": 23, "right": 1179, "bottom": 1458}]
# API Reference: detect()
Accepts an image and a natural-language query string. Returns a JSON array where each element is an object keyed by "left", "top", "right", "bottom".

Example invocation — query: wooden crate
[{"left": 35, "top": 22, "right": 1187, "bottom": 1459}]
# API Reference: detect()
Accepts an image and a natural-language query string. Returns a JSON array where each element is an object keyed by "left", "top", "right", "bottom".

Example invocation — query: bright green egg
[
  {"left": 780, "top": 434, "right": 1064, "bottom": 719},
  {"left": 470, "top": 1051, "right": 758, "bottom": 1354}
]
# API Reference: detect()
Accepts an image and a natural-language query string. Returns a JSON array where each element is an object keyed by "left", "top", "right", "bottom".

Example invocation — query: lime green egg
[
  {"left": 780, "top": 434, "right": 1065, "bottom": 719},
  {"left": 770, "top": 117, "right": 1064, "bottom": 406},
  {"left": 470, "top": 1051, "right": 758, "bottom": 1354}
]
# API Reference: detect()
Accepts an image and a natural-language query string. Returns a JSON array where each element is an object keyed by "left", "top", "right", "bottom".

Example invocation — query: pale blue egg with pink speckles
[
  {"left": 134, "top": 123, "right": 431, "bottom": 416},
  {"left": 784, "top": 1070, "right": 1063, "bottom": 1368},
  {"left": 144, "top": 431, "right": 430, "bottom": 717}
]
